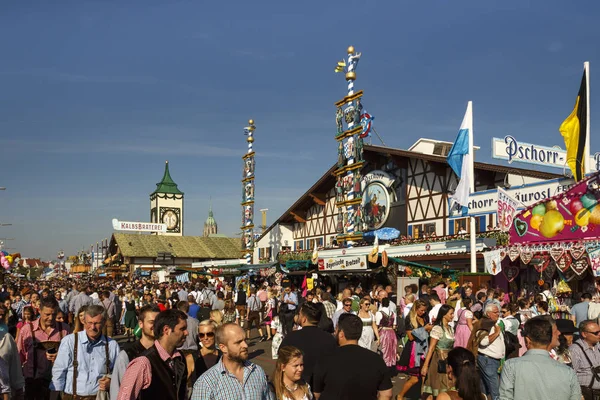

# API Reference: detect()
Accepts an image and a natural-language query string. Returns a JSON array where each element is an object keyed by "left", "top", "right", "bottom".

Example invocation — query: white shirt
[
  {"left": 403, "top": 303, "right": 413, "bottom": 318},
  {"left": 429, "top": 303, "right": 442, "bottom": 323},
  {"left": 375, "top": 306, "right": 395, "bottom": 325},
  {"left": 478, "top": 325, "right": 505, "bottom": 359}
]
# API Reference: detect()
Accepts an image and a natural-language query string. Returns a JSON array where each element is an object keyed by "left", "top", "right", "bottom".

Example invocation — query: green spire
[
  {"left": 206, "top": 198, "right": 216, "bottom": 226},
  {"left": 152, "top": 161, "right": 184, "bottom": 195}
]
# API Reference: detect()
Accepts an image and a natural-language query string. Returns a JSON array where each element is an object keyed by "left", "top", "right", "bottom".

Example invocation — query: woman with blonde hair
[
  {"left": 73, "top": 305, "right": 88, "bottom": 334},
  {"left": 209, "top": 309, "right": 223, "bottom": 326},
  {"left": 358, "top": 297, "right": 379, "bottom": 351},
  {"left": 273, "top": 346, "right": 312, "bottom": 400},
  {"left": 397, "top": 300, "right": 432, "bottom": 400}
]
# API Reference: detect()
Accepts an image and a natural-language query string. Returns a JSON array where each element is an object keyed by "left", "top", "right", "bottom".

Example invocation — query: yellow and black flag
[{"left": 559, "top": 65, "right": 589, "bottom": 182}]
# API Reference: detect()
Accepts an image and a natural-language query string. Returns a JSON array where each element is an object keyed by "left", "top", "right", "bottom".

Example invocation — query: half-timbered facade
[{"left": 254, "top": 139, "right": 560, "bottom": 268}]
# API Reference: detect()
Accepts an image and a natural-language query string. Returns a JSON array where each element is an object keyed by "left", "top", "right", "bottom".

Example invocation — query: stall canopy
[
  {"left": 237, "top": 262, "right": 278, "bottom": 272},
  {"left": 510, "top": 171, "right": 600, "bottom": 245}
]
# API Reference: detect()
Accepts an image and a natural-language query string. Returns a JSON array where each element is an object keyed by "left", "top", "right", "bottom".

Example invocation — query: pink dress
[{"left": 453, "top": 308, "right": 473, "bottom": 348}]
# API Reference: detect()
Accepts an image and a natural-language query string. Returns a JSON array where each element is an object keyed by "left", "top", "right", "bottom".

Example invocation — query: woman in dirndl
[
  {"left": 376, "top": 298, "right": 397, "bottom": 368},
  {"left": 421, "top": 304, "right": 455, "bottom": 398}
]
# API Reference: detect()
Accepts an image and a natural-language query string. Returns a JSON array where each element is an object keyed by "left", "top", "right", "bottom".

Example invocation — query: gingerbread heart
[
  {"left": 556, "top": 253, "right": 573, "bottom": 272},
  {"left": 570, "top": 243, "right": 586, "bottom": 260},
  {"left": 520, "top": 246, "right": 533, "bottom": 264},
  {"left": 550, "top": 246, "right": 565, "bottom": 262},
  {"left": 508, "top": 246, "right": 520, "bottom": 262},
  {"left": 571, "top": 258, "right": 589, "bottom": 276},
  {"left": 503, "top": 263, "right": 520, "bottom": 283},
  {"left": 532, "top": 255, "right": 550, "bottom": 273},
  {"left": 514, "top": 218, "right": 528, "bottom": 237}
]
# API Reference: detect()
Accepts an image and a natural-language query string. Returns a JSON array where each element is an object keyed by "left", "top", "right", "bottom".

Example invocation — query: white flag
[{"left": 483, "top": 249, "right": 502, "bottom": 276}]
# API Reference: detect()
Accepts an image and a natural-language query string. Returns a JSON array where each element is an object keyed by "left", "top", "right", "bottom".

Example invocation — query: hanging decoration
[
  {"left": 550, "top": 245, "right": 565, "bottom": 262},
  {"left": 502, "top": 257, "right": 520, "bottom": 282},
  {"left": 519, "top": 246, "right": 534, "bottom": 264},
  {"left": 483, "top": 249, "right": 503, "bottom": 276},
  {"left": 532, "top": 254, "right": 550, "bottom": 273},
  {"left": 556, "top": 253, "right": 573, "bottom": 272},
  {"left": 571, "top": 257, "right": 590, "bottom": 276},
  {"left": 587, "top": 245, "right": 600, "bottom": 275},
  {"left": 508, "top": 245, "right": 521, "bottom": 262},
  {"left": 570, "top": 242, "right": 587, "bottom": 260}
]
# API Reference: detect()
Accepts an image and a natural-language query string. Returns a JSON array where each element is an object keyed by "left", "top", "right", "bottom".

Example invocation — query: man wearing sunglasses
[
  {"left": 570, "top": 319, "right": 600, "bottom": 399},
  {"left": 110, "top": 304, "right": 160, "bottom": 400}
]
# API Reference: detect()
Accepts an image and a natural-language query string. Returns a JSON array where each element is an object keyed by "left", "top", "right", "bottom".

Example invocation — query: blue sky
[{"left": 1, "top": 1, "right": 599, "bottom": 260}]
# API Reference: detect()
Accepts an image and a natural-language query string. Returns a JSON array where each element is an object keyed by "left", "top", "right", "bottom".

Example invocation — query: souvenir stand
[{"left": 491, "top": 171, "right": 600, "bottom": 319}]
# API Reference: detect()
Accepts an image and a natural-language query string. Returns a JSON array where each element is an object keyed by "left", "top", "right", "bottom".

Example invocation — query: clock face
[{"left": 162, "top": 210, "right": 179, "bottom": 230}]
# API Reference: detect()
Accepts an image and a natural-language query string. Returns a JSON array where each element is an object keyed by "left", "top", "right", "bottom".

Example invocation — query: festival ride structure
[{"left": 242, "top": 120, "right": 257, "bottom": 264}]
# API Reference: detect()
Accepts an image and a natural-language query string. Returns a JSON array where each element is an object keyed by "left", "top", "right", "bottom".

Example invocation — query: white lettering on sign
[
  {"left": 317, "top": 255, "right": 367, "bottom": 271},
  {"left": 492, "top": 136, "right": 598, "bottom": 171},
  {"left": 112, "top": 218, "right": 167, "bottom": 233},
  {"left": 449, "top": 177, "right": 575, "bottom": 218}
]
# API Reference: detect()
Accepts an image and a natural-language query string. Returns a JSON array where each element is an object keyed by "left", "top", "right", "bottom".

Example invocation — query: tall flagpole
[
  {"left": 584, "top": 61, "right": 591, "bottom": 175},
  {"left": 467, "top": 101, "right": 477, "bottom": 273}
]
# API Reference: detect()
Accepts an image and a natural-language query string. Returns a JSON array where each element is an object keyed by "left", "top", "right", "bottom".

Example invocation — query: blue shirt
[
  {"left": 499, "top": 349, "right": 581, "bottom": 400},
  {"left": 188, "top": 304, "right": 201, "bottom": 320},
  {"left": 191, "top": 359, "right": 273, "bottom": 400},
  {"left": 50, "top": 332, "right": 120, "bottom": 396},
  {"left": 284, "top": 292, "right": 298, "bottom": 311},
  {"left": 570, "top": 301, "right": 590, "bottom": 327}
]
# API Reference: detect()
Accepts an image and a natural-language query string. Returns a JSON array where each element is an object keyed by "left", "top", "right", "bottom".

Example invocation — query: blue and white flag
[{"left": 448, "top": 102, "right": 473, "bottom": 211}]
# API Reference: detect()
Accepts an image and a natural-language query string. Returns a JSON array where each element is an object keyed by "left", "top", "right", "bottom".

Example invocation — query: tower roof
[
  {"left": 152, "top": 161, "right": 184, "bottom": 195},
  {"left": 205, "top": 203, "right": 217, "bottom": 226}
]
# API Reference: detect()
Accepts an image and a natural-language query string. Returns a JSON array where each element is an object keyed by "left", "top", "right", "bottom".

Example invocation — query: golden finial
[
  {"left": 248, "top": 119, "right": 254, "bottom": 125},
  {"left": 247, "top": 136, "right": 254, "bottom": 143},
  {"left": 347, "top": 46, "right": 355, "bottom": 54}
]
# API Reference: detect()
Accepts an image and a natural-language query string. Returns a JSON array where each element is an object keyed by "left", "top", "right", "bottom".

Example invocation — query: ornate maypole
[
  {"left": 241, "top": 119, "right": 256, "bottom": 264},
  {"left": 334, "top": 46, "right": 366, "bottom": 246}
]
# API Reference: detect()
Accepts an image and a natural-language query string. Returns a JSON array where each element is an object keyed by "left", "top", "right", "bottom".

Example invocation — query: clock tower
[{"left": 150, "top": 161, "right": 184, "bottom": 236}]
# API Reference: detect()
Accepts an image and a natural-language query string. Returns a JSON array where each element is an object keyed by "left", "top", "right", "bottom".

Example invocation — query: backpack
[{"left": 504, "top": 330, "right": 521, "bottom": 359}]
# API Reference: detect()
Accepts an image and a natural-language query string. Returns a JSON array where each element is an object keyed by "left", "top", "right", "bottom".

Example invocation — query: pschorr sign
[
  {"left": 449, "top": 177, "right": 575, "bottom": 218},
  {"left": 112, "top": 219, "right": 167, "bottom": 233},
  {"left": 492, "top": 136, "right": 599, "bottom": 171},
  {"left": 318, "top": 255, "right": 367, "bottom": 271}
]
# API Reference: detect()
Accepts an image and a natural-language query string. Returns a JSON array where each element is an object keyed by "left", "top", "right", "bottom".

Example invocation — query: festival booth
[{"left": 486, "top": 171, "right": 600, "bottom": 318}]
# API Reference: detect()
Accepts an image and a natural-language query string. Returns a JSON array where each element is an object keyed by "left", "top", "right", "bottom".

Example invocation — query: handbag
[{"left": 437, "top": 359, "right": 447, "bottom": 374}]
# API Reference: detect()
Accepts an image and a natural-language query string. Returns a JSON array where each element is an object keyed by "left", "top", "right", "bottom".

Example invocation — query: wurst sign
[
  {"left": 318, "top": 255, "right": 367, "bottom": 271},
  {"left": 112, "top": 219, "right": 167, "bottom": 233}
]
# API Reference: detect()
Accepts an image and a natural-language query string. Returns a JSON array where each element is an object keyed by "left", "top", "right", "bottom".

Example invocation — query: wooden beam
[
  {"left": 290, "top": 211, "right": 307, "bottom": 223},
  {"left": 309, "top": 193, "right": 326, "bottom": 206}
]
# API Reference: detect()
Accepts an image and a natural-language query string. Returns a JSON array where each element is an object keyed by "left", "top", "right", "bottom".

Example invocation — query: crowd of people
[{"left": 0, "top": 275, "right": 598, "bottom": 399}]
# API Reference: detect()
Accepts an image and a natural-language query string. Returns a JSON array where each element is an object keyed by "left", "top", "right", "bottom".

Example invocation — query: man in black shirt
[
  {"left": 280, "top": 302, "right": 337, "bottom": 386},
  {"left": 313, "top": 314, "right": 393, "bottom": 400}
]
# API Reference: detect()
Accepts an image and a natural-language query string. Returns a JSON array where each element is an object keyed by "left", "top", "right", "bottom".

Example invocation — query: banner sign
[
  {"left": 509, "top": 171, "right": 600, "bottom": 244},
  {"left": 588, "top": 246, "right": 600, "bottom": 276},
  {"left": 112, "top": 219, "right": 167, "bottom": 233},
  {"left": 497, "top": 187, "right": 523, "bottom": 232},
  {"left": 492, "top": 135, "right": 599, "bottom": 171},
  {"left": 449, "top": 176, "right": 575, "bottom": 218},
  {"left": 318, "top": 255, "right": 367, "bottom": 271}
]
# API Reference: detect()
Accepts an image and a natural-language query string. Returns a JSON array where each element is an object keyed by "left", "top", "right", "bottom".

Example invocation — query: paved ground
[{"left": 243, "top": 333, "right": 421, "bottom": 399}]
